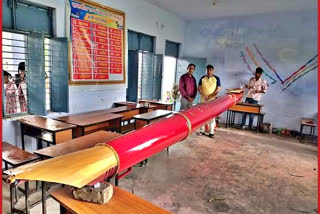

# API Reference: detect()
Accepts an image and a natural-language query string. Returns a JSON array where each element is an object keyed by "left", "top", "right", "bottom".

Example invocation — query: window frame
[{"left": 2, "top": 31, "right": 55, "bottom": 118}]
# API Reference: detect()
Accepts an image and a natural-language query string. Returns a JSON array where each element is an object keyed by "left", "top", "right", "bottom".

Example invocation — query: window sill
[{"left": 3, "top": 113, "right": 30, "bottom": 121}]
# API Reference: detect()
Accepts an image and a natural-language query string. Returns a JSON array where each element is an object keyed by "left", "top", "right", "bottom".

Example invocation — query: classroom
[{"left": 2, "top": 0, "right": 318, "bottom": 213}]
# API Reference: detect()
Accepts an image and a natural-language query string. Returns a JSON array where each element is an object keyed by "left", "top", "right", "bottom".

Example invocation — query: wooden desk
[
  {"left": 113, "top": 101, "right": 137, "bottom": 107},
  {"left": 114, "top": 102, "right": 156, "bottom": 114},
  {"left": 139, "top": 100, "right": 173, "bottom": 111},
  {"left": 51, "top": 186, "right": 171, "bottom": 214},
  {"left": 34, "top": 131, "right": 122, "bottom": 159},
  {"left": 228, "top": 102, "right": 263, "bottom": 114},
  {"left": 299, "top": 118, "right": 316, "bottom": 143},
  {"left": 56, "top": 107, "right": 134, "bottom": 122},
  {"left": 3, "top": 142, "right": 39, "bottom": 169},
  {"left": 133, "top": 110, "right": 173, "bottom": 130},
  {"left": 226, "top": 103, "right": 265, "bottom": 132},
  {"left": 2, "top": 142, "right": 41, "bottom": 214},
  {"left": 19, "top": 115, "right": 76, "bottom": 150},
  {"left": 57, "top": 113, "right": 123, "bottom": 137}
]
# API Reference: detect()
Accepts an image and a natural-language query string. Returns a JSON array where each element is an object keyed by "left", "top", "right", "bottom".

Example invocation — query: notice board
[{"left": 67, "top": 0, "right": 125, "bottom": 85}]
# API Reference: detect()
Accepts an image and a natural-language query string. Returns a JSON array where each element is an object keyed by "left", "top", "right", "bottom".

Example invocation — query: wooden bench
[
  {"left": 56, "top": 113, "right": 123, "bottom": 138},
  {"left": 51, "top": 186, "right": 171, "bottom": 214},
  {"left": 2, "top": 142, "right": 40, "bottom": 214},
  {"left": 19, "top": 115, "right": 76, "bottom": 150},
  {"left": 299, "top": 118, "right": 317, "bottom": 143}
]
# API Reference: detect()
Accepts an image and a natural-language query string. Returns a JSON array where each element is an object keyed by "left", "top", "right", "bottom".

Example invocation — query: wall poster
[{"left": 67, "top": 0, "right": 125, "bottom": 84}]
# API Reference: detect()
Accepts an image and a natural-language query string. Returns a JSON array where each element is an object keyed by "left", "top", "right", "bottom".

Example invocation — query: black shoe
[
  {"left": 208, "top": 134, "right": 214, "bottom": 138},
  {"left": 196, "top": 132, "right": 205, "bottom": 136}
]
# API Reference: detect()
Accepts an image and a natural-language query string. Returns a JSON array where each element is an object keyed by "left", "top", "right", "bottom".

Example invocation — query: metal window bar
[
  {"left": 137, "top": 51, "right": 143, "bottom": 100},
  {"left": 2, "top": 32, "right": 29, "bottom": 116},
  {"left": 44, "top": 38, "right": 52, "bottom": 112}
]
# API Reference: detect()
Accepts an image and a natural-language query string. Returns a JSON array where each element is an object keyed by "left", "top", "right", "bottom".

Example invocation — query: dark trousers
[{"left": 241, "top": 98, "right": 258, "bottom": 128}]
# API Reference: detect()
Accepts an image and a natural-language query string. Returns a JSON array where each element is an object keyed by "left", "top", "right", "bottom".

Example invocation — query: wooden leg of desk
[
  {"left": 60, "top": 204, "right": 70, "bottom": 214},
  {"left": 25, "top": 182, "right": 30, "bottom": 214},
  {"left": 228, "top": 111, "right": 232, "bottom": 127},
  {"left": 21, "top": 124, "right": 25, "bottom": 150},
  {"left": 115, "top": 176, "right": 119, "bottom": 186},
  {"left": 225, "top": 111, "right": 229, "bottom": 128},
  {"left": 42, "top": 181, "right": 47, "bottom": 214},
  {"left": 232, "top": 112, "right": 236, "bottom": 126},
  {"left": 37, "top": 139, "right": 43, "bottom": 150},
  {"left": 10, "top": 184, "right": 14, "bottom": 214},
  {"left": 299, "top": 125, "right": 303, "bottom": 142}
]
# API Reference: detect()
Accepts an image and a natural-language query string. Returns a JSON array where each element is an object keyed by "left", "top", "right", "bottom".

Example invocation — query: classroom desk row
[
  {"left": 114, "top": 99, "right": 173, "bottom": 111},
  {"left": 18, "top": 105, "right": 157, "bottom": 150}
]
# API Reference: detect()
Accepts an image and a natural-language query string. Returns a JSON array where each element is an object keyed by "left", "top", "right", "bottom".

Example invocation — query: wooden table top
[
  {"left": 133, "top": 110, "right": 172, "bottom": 121},
  {"left": 139, "top": 99, "right": 173, "bottom": 106},
  {"left": 50, "top": 186, "right": 171, "bottom": 214},
  {"left": 235, "top": 102, "right": 264, "bottom": 107},
  {"left": 105, "top": 106, "right": 139, "bottom": 113},
  {"left": 19, "top": 115, "right": 76, "bottom": 132},
  {"left": 61, "top": 113, "right": 123, "bottom": 127},
  {"left": 115, "top": 101, "right": 157, "bottom": 108},
  {"left": 57, "top": 107, "right": 141, "bottom": 123},
  {"left": 301, "top": 118, "right": 316, "bottom": 126},
  {"left": 3, "top": 142, "right": 39, "bottom": 166},
  {"left": 114, "top": 101, "right": 137, "bottom": 106},
  {"left": 34, "top": 131, "right": 122, "bottom": 159}
]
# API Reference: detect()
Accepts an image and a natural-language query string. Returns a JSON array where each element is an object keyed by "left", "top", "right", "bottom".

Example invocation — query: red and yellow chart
[{"left": 69, "top": 0, "right": 125, "bottom": 83}]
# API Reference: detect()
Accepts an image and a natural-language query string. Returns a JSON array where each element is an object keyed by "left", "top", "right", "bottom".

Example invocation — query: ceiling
[{"left": 143, "top": 0, "right": 317, "bottom": 20}]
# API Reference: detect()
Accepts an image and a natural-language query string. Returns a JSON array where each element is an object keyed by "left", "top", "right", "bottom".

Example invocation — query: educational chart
[{"left": 68, "top": 0, "right": 125, "bottom": 84}]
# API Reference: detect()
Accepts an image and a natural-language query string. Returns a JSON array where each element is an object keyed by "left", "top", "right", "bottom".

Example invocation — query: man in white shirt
[{"left": 241, "top": 67, "right": 268, "bottom": 129}]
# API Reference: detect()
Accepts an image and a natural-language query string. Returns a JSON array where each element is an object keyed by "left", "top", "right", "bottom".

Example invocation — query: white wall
[
  {"left": 3, "top": 0, "right": 186, "bottom": 147},
  {"left": 182, "top": 9, "right": 317, "bottom": 132}
]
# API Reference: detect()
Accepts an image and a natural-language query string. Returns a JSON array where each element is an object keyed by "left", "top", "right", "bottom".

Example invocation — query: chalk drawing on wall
[
  {"left": 245, "top": 46, "right": 277, "bottom": 84},
  {"left": 240, "top": 45, "right": 318, "bottom": 91},
  {"left": 282, "top": 55, "right": 318, "bottom": 91},
  {"left": 253, "top": 44, "right": 284, "bottom": 83},
  {"left": 240, "top": 51, "right": 253, "bottom": 74}
]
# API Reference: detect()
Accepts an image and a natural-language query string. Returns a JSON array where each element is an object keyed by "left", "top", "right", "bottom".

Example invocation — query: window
[
  {"left": 127, "top": 30, "right": 157, "bottom": 101},
  {"left": 2, "top": 32, "right": 69, "bottom": 117},
  {"left": 3, "top": 0, "right": 53, "bottom": 36},
  {"left": 2, "top": 31, "right": 28, "bottom": 116},
  {"left": 161, "top": 41, "right": 180, "bottom": 101},
  {"left": 165, "top": 41, "right": 180, "bottom": 58},
  {"left": 137, "top": 52, "right": 143, "bottom": 99},
  {"left": 128, "top": 30, "right": 154, "bottom": 53},
  {"left": 44, "top": 38, "right": 52, "bottom": 111},
  {"left": 161, "top": 56, "right": 177, "bottom": 101}
]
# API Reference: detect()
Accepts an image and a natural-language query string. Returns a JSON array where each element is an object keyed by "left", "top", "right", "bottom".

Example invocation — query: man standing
[
  {"left": 241, "top": 67, "right": 268, "bottom": 129},
  {"left": 179, "top": 63, "right": 197, "bottom": 110},
  {"left": 197, "top": 64, "right": 221, "bottom": 138}
]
